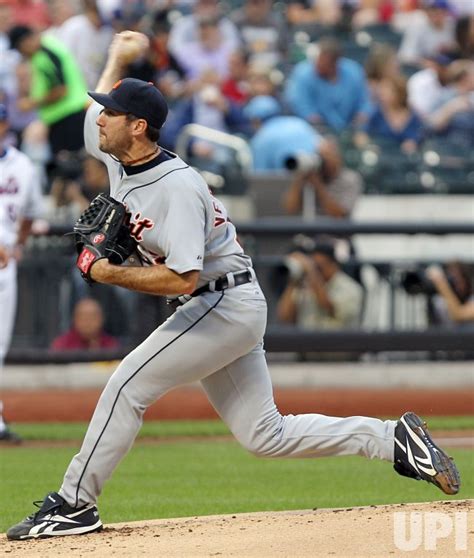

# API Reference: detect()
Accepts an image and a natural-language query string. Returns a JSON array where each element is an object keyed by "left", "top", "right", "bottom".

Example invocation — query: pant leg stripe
[{"left": 73, "top": 292, "right": 225, "bottom": 507}]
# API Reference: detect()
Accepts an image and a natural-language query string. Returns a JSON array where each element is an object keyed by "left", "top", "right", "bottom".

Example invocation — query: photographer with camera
[
  {"left": 282, "top": 138, "right": 362, "bottom": 219},
  {"left": 276, "top": 239, "right": 364, "bottom": 330},
  {"left": 426, "top": 262, "right": 474, "bottom": 325}
]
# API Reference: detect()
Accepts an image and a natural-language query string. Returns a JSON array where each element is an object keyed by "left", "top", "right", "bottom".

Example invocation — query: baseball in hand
[{"left": 113, "top": 31, "right": 149, "bottom": 65}]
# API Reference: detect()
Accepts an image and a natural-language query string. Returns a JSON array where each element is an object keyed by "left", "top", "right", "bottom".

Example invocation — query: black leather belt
[{"left": 167, "top": 268, "right": 256, "bottom": 309}]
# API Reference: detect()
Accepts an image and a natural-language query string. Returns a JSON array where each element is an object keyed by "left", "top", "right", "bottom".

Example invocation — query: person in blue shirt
[
  {"left": 243, "top": 95, "right": 322, "bottom": 172},
  {"left": 284, "top": 37, "right": 372, "bottom": 132},
  {"left": 355, "top": 75, "right": 424, "bottom": 153}
]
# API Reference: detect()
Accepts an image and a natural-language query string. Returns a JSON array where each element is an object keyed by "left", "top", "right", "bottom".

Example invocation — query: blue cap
[
  {"left": 424, "top": 0, "right": 450, "bottom": 9},
  {"left": 88, "top": 78, "right": 168, "bottom": 129},
  {"left": 0, "top": 104, "right": 8, "bottom": 121},
  {"left": 243, "top": 96, "right": 281, "bottom": 121}
]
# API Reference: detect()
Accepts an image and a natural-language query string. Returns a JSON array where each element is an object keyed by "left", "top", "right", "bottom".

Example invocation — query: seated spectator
[
  {"left": 365, "top": 42, "right": 402, "bottom": 99},
  {"left": 5, "top": 60, "right": 38, "bottom": 145},
  {"left": 160, "top": 71, "right": 250, "bottom": 155},
  {"left": 8, "top": 25, "right": 88, "bottom": 156},
  {"left": 50, "top": 297, "right": 120, "bottom": 351},
  {"left": 398, "top": 0, "right": 457, "bottom": 67},
  {"left": 284, "top": 37, "right": 372, "bottom": 132},
  {"left": 452, "top": 15, "right": 474, "bottom": 59},
  {"left": 276, "top": 241, "right": 364, "bottom": 330},
  {"left": 243, "top": 95, "right": 322, "bottom": 171},
  {"left": 231, "top": 0, "right": 288, "bottom": 68},
  {"left": 168, "top": 0, "right": 241, "bottom": 61},
  {"left": 286, "top": 0, "right": 343, "bottom": 26},
  {"left": 355, "top": 75, "right": 423, "bottom": 153},
  {"left": 407, "top": 53, "right": 452, "bottom": 119},
  {"left": 426, "top": 59, "right": 474, "bottom": 148},
  {"left": 173, "top": 15, "right": 236, "bottom": 82},
  {"left": 221, "top": 49, "right": 251, "bottom": 105},
  {"left": 9, "top": 0, "right": 50, "bottom": 31},
  {"left": 427, "top": 263, "right": 474, "bottom": 325},
  {"left": 49, "top": 0, "right": 114, "bottom": 90},
  {"left": 149, "top": 11, "right": 187, "bottom": 103},
  {"left": 247, "top": 61, "right": 283, "bottom": 98}
]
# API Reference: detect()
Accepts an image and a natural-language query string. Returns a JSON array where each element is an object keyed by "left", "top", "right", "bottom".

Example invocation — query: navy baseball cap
[{"left": 88, "top": 78, "right": 168, "bottom": 130}]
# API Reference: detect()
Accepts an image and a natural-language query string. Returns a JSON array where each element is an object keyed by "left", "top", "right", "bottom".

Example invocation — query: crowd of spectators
[{"left": 1, "top": 0, "right": 473, "bottom": 337}]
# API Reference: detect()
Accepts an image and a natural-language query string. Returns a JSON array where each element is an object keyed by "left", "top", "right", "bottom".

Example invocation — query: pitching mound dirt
[{"left": 2, "top": 500, "right": 472, "bottom": 557}]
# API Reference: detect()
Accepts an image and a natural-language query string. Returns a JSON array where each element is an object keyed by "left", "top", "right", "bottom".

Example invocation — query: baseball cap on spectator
[
  {"left": 8, "top": 25, "right": 34, "bottom": 50},
  {"left": 243, "top": 95, "right": 281, "bottom": 121},
  {"left": 88, "top": 78, "right": 168, "bottom": 130},
  {"left": 426, "top": 53, "right": 453, "bottom": 65},
  {"left": 0, "top": 103, "right": 8, "bottom": 121},
  {"left": 423, "top": 0, "right": 450, "bottom": 9}
]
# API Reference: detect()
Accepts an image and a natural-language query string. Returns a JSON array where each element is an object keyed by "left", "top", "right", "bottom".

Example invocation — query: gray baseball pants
[{"left": 60, "top": 281, "right": 395, "bottom": 508}]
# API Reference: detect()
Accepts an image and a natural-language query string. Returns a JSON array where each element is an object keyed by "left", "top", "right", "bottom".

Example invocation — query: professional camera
[
  {"left": 284, "top": 152, "right": 322, "bottom": 173},
  {"left": 400, "top": 269, "right": 438, "bottom": 296},
  {"left": 271, "top": 235, "right": 318, "bottom": 292}
]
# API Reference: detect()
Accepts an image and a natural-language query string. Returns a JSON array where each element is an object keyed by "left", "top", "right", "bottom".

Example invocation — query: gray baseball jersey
[
  {"left": 83, "top": 102, "right": 252, "bottom": 288},
  {"left": 59, "top": 103, "right": 396, "bottom": 509}
]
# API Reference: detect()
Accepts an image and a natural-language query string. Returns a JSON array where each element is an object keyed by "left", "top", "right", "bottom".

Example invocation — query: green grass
[
  {"left": 9, "top": 416, "right": 474, "bottom": 441},
  {"left": 0, "top": 420, "right": 473, "bottom": 533}
]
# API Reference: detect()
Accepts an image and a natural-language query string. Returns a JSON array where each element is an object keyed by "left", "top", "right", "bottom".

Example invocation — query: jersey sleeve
[{"left": 159, "top": 182, "right": 205, "bottom": 274}]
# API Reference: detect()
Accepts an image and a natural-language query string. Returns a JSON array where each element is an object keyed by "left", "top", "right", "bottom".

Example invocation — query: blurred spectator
[
  {"left": 449, "top": 0, "right": 474, "bottom": 16},
  {"left": 286, "top": 0, "right": 343, "bottom": 25},
  {"left": 45, "top": 153, "right": 109, "bottom": 224},
  {"left": 161, "top": 70, "right": 250, "bottom": 152},
  {"left": 168, "top": 0, "right": 241, "bottom": 61},
  {"left": 221, "top": 49, "right": 251, "bottom": 105},
  {"left": 3, "top": 61, "right": 38, "bottom": 145},
  {"left": 231, "top": 0, "right": 288, "bottom": 68},
  {"left": 8, "top": 25, "right": 88, "bottom": 155},
  {"left": 244, "top": 95, "right": 322, "bottom": 171},
  {"left": 276, "top": 241, "right": 364, "bottom": 330},
  {"left": 426, "top": 59, "right": 474, "bottom": 148},
  {"left": 149, "top": 11, "right": 186, "bottom": 103},
  {"left": 247, "top": 61, "right": 283, "bottom": 98},
  {"left": 49, "top": 0, "right": 114, "bottom": 89},
  {"left": 173, "top": 15, "right": 235, "bottom": 82},
  {"left": 365, "top": 42, "right": 402, "bottom": 99},
  {"left": 427, "top": 263, "right": 474, "bottom": 325},
  {"left": 452, "top": 15, "right": 474, "bottom": 60},
  {"left": 78, "top": 155, "right": 109, "bottom": 202},
  {"left": 50, "top": 297, "right": 120, "bottom": 351},
  {"left": 398, "top": 0, "right": 457, "bottom": 67},
  {"left": 355, "top": 75, "right": 423, "bottom": 153},
  {"left": 9, "top": 0, "right": 50, "bottom": 30},
  {"left": 284, "top": 37, "right": 372, "bottom": 132},
  {"left": 282, "top": 139, "right": 363, "bottom": 219},
  {"left": 407, "top": 53, "right": 452, "bottom": 118},
  {"left": 45, "top": 0, "right": 78, "bottom": 38},
  {"left": 0, "top": 1, "right": 21, "bottom": 96}
]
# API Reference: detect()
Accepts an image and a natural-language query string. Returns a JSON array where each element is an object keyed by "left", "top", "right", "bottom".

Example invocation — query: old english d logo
[
  {"left": 112, "top": 79, "right": 123, "bottom": 90},
  {"left": 93, "top": 233, "right": 105, "bottom": 245}
]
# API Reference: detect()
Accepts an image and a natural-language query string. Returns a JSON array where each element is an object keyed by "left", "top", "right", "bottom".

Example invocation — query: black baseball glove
[{"left": 73, "top": 193, "right": 137, "bottom": 283}]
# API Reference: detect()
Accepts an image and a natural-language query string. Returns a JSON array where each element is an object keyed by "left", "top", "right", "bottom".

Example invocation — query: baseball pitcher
[{"left": 7, "top": 32, "right": 460, "bottom": 540}]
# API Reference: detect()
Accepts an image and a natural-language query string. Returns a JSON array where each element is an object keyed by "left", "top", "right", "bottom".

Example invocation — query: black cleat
[
  {"left": 0, "top": 426, "right": 22, "bottom": 444},
  {"left": 394, "top": 412, "right": 461, "bottom": 495},
  {"left": 7, "top": 492, "right": 102, "bottom": 540}
]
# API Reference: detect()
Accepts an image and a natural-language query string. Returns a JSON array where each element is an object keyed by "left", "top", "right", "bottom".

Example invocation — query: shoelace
[{"left": 27, "top": 499, "right": 62, "bottom": 522}]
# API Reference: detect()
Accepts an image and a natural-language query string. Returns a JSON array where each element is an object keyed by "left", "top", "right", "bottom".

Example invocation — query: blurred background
[{"left": 1, "top": 0, "right": 473, "bottom": 368}]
